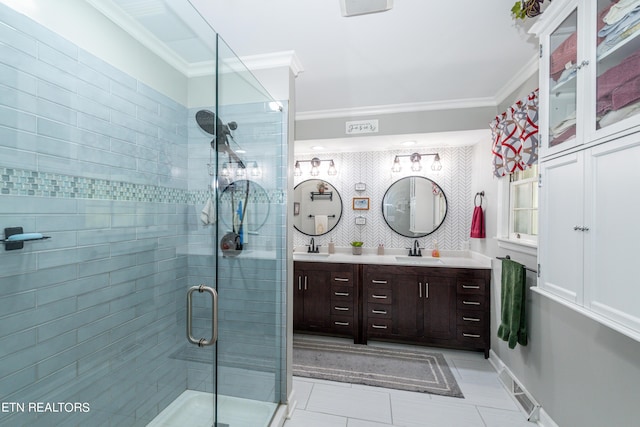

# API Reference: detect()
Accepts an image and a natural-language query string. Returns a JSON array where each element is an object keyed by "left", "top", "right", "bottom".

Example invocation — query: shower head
[
  {"left": 195, "top": 109, "right": 216, "bottom": 135},
  {"left": 195, "top": 110, "right": 238, "bottom": 136},
  {"left": 196, "top": 109, "right": 245, "bottom": 169}
]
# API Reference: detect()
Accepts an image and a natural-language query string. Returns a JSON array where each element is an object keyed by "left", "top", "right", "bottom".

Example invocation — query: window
[
  {"left": 509, "top": 165, "right": 538, "bottom": 243},
  {"left": 497, "top": 164, "right": 538, "bottom": 254}
]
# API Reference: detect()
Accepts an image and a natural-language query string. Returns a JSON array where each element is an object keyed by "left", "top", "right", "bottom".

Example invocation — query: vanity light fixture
[
  {"left": 220, "top": 160, "right": 261, "bottom": 179},
  {"left": 295, "top": 157, "right": 338, "bottom": 177},
  {"left": 391, "top": 152, "right": 442, "bottom": 173}
]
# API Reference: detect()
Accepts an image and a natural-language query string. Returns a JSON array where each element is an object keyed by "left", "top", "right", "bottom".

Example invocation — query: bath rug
[{"left": 293, "top": 337, "right": 464, "bottom": 398}]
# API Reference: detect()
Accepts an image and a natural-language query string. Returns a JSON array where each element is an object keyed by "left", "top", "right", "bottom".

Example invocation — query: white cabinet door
[
  {"left": 585, "top": 134, "right": 640, "bottom": 332},
  {"left": 539, "top": 152, "right": 585, "bottom": 304}
]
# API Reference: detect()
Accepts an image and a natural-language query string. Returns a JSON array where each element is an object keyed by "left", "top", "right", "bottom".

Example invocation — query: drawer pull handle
[
  {"left": 334, "top": 321, "right": 350, "bottom": 326},
  {"left": 371, "top": 324, "right": 387, "bottom": 329},
  {"left": 334, "top": 292, "right": 350, "bottom": 296},
  {"left": 463, "top": 333, "right": 481, "bottom": 338},
  {"left": 463, "top": 301, "right": 480, "bottom": 305},
  {"left": 372, "top": 309, "right": 387, "bottom": 314},
  {"left": 372, "top": 280, "right": 388, "bottom": 284},
  {"left": 334, "top": 306, "right": 349, "bottom": 311},
  {"left": 462, "top": 317, "right": 480, "bottom": 322},
  {"left": 462, "top": 285, "right": 480, "bottom": 289},
  {"left": 372, "top": 294, "right": 388, "bottom": 299},
  {"left": 334, "top": 277, "right": 350, "bottom": 282}
]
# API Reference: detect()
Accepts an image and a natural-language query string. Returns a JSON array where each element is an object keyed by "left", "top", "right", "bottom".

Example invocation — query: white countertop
[{"left": 293, "top": 247, "right": 491, "bottom": 269}]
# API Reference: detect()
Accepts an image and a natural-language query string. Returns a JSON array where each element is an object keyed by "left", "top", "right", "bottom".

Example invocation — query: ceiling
[
  {"left": 95, "top": 0, "right": 541, "bottom": 152},
  {"left": 188, "top": 0, "right": 540, "bottom": 117}
]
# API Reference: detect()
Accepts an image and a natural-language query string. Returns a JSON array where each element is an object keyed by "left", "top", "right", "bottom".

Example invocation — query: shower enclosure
[{"left": 0, "top": 1, "right": 287, "bottom": 426}]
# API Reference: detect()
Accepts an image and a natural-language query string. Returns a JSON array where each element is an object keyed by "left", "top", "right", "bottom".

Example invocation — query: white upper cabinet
[{"left": 532, "top": 0, "right": 640, "bottom": 158}]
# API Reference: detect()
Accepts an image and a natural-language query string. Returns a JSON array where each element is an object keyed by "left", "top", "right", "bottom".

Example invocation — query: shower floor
[{"left": 147, "top": 390, "right": 277, "bottom": 427}]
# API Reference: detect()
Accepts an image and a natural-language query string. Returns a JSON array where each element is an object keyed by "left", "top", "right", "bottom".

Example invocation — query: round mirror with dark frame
[
  {"left": 293, "top": 179, "right": 343, "bottom": 236},
  {"left": 219, "top": 180, "right": 271, "bottom": 233},
  {"left": 382, "top": 176, "right": 447, "bottom": 237}
]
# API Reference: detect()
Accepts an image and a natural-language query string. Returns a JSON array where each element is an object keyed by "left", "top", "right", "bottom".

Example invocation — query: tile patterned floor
[{"left": 284, "top": 337, "right": 532, "bottom": 427}]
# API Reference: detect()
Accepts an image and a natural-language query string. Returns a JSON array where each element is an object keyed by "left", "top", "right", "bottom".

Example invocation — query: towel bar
[{"left": 496, "top": 255, "right": 537, "bottom": 274}]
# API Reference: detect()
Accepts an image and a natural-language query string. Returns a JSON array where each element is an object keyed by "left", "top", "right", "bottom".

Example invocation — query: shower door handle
[{"left": 186, "top": 285, "right": 218, "bottom": 347}]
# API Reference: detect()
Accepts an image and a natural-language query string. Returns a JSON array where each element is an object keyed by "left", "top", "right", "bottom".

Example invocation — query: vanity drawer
[
  {"left": 456, "top": 325, "right": 486, "bottom": 343},
  {"left": 331, "top": 303, "right": 353, "bottom": 316},
  {"left": 457, "top": 296, "right": 485, "bottom": 310},
  {"left": 332, "top": 271, "right": 353, "bottom": 286},
  {"left": 367, "top": 318, "right": 392, "bottom": 334},
  {"left": 457, "top": 278, "right": 486, "bottom": 295},
  {"left": 368, "top": 304, "right": 391, "bottom": 319},
  {"left": 367, "top": 289, "right": 392, "bottom": 304},
  {"left": 457, "top": 310, "right": 486, "bottom": 326},
  {"left": 331, "top": 285, "right": 353, "bottom": 301},
  {"left": 331, "top": 315, "right": 353, "bottom": 330}
]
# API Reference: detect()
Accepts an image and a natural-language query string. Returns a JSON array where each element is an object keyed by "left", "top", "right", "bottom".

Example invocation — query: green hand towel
[{"left": 497, "top": 259, "right": 528, "bottom": 349}]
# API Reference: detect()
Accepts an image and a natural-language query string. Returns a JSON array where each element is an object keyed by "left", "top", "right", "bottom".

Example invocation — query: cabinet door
[
  {"left": 293, "top": 270, "right": 305, "bottom": 328},
  {"left": 585, "top": 135, "right": 640, "bottom": 332},
  {"left": 590, "top": 0, "right": 640, "bottom": 140},
  {"left": 539, "top": 152, "right": 585, "bottom": 304},
  {"left": 540, "top": 3, "right": 582, "bottom": 156},
  {"left": 393, "top": 274, "right": 421, "bottom": 337},
  {"left": 293, "top": 267, "right": 331, "bottom": 330},
  {"left": 420, "top": 275, "right": 456, "bottom": 340},
  {"left": 302, "top": 269, "right": 331, "bottom": 329}
]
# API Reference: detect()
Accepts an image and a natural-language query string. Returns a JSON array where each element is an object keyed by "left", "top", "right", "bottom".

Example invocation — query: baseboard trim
[
  {"left": 537, "top": 408, "right": 560, "bottom": 427},
  {"left": 488, "top": 350, "right": 558, "bottom": 427}
]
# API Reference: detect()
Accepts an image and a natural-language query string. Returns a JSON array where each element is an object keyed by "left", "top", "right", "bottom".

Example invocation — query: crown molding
[
  {"left": 296, "top": 97, "right": 497, "bottom": 121},
  {"left": 296, "top": 55, "right": 540, "bottom": 122},
  {"left": 87, "top": 0, "right": 304, "bottom": 78},
  {"left": 86, "top": 0, "right": 192, "bottom": 75},
  {"left": 240, "top": 51, "right": 304, "bottom": 77},
  {"left": 493, "top": 54, "right": 539, "bottom": 106}
]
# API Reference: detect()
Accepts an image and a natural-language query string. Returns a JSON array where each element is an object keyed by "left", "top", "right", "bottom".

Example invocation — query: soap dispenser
[
  {"left": 328, "top": 239, "right": 335, "bottom": 254},
  {"left": 431, "top": 240, "right": 440, "bottom": 258}
]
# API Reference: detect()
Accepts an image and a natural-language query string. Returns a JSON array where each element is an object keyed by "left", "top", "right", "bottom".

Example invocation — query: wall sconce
[
  {"left": 391, "top": 152, "right": 442, "bottom": 173},
  {"left": 221, "top": 160, "right": 261, "bottom": 179},
  {"left": 294, "top": 157, "right": 338, "bottom": 177}
]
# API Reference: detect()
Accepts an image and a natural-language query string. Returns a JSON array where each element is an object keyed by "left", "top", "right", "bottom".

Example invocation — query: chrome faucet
[
  {"left": 407, "top": 239, "right": 422, "bottom": 257},
  {"left": 308, "top": 237, "right": 320, "bottom": 253}
]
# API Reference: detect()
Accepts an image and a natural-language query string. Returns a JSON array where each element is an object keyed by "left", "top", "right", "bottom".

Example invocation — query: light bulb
[
  {"left": 327, "top": 160, "right": 337, "bottom": 176},
  {"left": 392, "top": 156, "right": 401, "bottom": 173}
]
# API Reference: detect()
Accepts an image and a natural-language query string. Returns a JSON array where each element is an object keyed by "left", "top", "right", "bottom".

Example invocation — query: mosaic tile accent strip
[
  {"left": 0, "top": 167, "right": 190, "bottom": 203},
  {"left": 0, "top": 167, "right": 287, "bottom": 205}
]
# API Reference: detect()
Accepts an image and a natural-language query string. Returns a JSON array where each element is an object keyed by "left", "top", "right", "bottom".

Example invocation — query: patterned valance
[{"left": 491, "top": 89, "right": 539, "bottom": 177}]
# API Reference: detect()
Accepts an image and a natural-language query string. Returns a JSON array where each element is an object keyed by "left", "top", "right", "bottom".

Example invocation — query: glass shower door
[{"left": 212, "top": 35, "right": 287, "bottom": 427}]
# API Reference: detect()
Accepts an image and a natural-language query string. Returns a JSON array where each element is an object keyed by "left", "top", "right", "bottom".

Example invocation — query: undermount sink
[
  {"left": 395, "top": 256, "right": 443, "bottom": 265},
  {"left": 294, "top": 252, "right": 330, "bottom": 258}
]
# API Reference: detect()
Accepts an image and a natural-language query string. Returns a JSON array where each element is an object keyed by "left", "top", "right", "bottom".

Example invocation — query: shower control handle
[{"left": 186, "top": 285, "right": 218, "bottom": 347}]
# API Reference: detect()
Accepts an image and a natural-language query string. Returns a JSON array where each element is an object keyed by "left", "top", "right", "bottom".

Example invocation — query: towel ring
[{"left": 474, "top": 191, "right": 484, "bottom": 207}]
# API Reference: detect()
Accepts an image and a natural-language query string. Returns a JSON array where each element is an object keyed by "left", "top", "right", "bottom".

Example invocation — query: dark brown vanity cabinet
[
  {"left": 363, "top": 265, "right": 456, "bottom": 342},
  {"left": 294, "top": 261, "right": 490, "bottom": 357},
  {"left": 293, "top": 262, "right": 358, "bottom": 339},
  {"left": 363, "top": 264, "right": 490, "bottom": 357}
]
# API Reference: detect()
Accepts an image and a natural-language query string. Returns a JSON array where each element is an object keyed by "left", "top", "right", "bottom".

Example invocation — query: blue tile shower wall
[{"left": 0, "top": 4, "right": 191, "bottom": 426}]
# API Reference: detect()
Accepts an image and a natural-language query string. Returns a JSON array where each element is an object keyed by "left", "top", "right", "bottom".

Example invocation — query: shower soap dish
[{"left": 2, "top": 227, "right": 51, "bottom": 251}]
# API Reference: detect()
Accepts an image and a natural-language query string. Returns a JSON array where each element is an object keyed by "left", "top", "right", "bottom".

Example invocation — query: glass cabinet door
[
  {"left": 594, "top": 0, "right": 640, "bottom": 132},
  {"left": 548, "top": 9, "right": 579, "bottom": 149}
]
